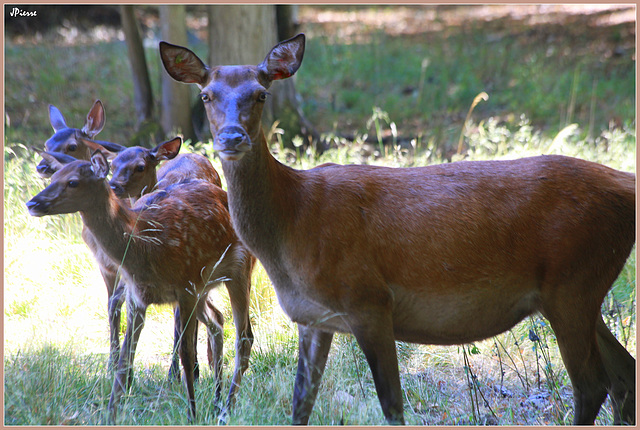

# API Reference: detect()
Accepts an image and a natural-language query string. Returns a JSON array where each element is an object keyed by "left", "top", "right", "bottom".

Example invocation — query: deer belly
[
  {"left": 121, "top": 273, "right": 180, "bottom": 308},
  {"left": 390, "top": 284, "right": 541, "bottom": 345},
  {"left": 268, "top": 261, "right": 540, "bottom": 343},
  {"left": 275, "top": 288, "right": 351, "bottom": 333}
]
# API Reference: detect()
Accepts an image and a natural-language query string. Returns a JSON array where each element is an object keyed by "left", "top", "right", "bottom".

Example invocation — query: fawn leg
[
  {"left": 178, "top": 295, "right": 199, "bottom": 422},
  {"left": 107, "top": 298, "right": 146, "bottom": 424}
]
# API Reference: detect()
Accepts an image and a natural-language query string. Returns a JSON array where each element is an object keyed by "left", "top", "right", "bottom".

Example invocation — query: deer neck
[
  {"left": 221, "top": 130, "right": 299, "bottom": 259},
  {"left": 80, "top": 185, "right": 141, "bottom": 270}
]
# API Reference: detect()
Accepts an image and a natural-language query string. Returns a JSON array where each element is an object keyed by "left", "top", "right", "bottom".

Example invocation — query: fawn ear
[
  {"left": 159, "top": 41, "right": 209, "bottom": 86},
  {"left": 97, "top": 140, "right": 127, "bottom": 154},
  {"left": 82, "top": 100, "right": 105, "bottom": 137},
  {"left": 49, "top": 104, "right": 68, "bottom": 132},
  {"left": 258, "top": 33, "right": 305, "bottom": 85},
  {"left": 90, "top": 150, "right": 110, "bottom": 179},
  {"left": 38, "top": 151, "right": 67, "bottom": 173},
  {"left": 79, "top": 137, "right": 118, "bottom": 160},
  {"left": 151, "top": 137, "right": 182, "bottom": 162}
]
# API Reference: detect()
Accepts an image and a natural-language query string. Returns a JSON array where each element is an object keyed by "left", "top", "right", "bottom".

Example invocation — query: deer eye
[
  {"left": 68, "top": 180, "right": 79, "bottom": 188},
  {"left": 258, "top": 91, "right": 269, "bottom": 102},
  {"left": 68, "top": 143, "right": 78, "bottom": 152},
  {"left": 135, "top": 165, "right": 145, "bottom": 173},
  {"left": 200, "top": 93, "right": 211, "bottom": 103}
]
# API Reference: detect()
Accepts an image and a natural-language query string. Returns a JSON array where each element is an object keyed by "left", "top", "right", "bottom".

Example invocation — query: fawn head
[
  {"left": 159, "top": 34, "right": 305, "bottom": 161},
  {"left": 80, "top": 136, "right": 182, "bottom": 199},
  {"left": 28, "top": 151, "right": 110, "bottom": 216},
  {"left": 37, "top": 100, "right": 105, "bottom": 177}
]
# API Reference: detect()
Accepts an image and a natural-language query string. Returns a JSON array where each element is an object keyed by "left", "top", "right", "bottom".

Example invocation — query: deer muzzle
[
  {"left": 109, "top": 182, "right": 127, "bottom": 198},
  {"left": 36, "top": 159, "right": 56, "bottom": 178},
  {"left": 26, "top": 198, "right": 50, "bottom": 216},
  {"left": 213, "top": 126, "right": 251, "bottom": 161}
]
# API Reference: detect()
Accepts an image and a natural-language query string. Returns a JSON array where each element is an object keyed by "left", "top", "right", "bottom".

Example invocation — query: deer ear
[
  {"left": 159, "top": 41, "right": 209, "bottom": 86},
  {"left": 49, "top": 104, "right": 68, "bottom": 132},
  {"left": 96, "top": 140, "right": 127, "bottom": 154},
  {"left": 79, "top": 137, "right": 117, "bottom": 160},
  {"left": 258, "top": 33, "right": 305, "bottom": 84},
  {"left": 82, "top": 100, "right": 105, "bottom": 137},
  {"left": 151, "top": 137, "right": 182, "bottom": 162},
  {"left": 90, "top": 150, "right": 110, "bottom": 179},
  {"left": 38, "top": 151, "right": 66, "bottom": 173}
]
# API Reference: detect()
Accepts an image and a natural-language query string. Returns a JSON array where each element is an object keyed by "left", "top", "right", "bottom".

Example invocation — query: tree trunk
[
  {"left": 207, "top": 5, "right": 320, "bottom": 150},
  {"left": 120, "top": 5, "right": 159, "bottom": 147},
  {"left": 276, "top": 5, "right": 299, "bottom": 41},
  {"left": 159, "top": 5, "right": 196, "bottom": 143},
  {"left": 207, "top": 5, "right": 276, "bottom": 66}
]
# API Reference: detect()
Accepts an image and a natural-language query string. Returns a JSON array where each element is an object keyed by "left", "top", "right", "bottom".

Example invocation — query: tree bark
[
  {"left": 159, "top": 5, "right": 196, "bottom": 143},
  {"left": 207, "top": 5, "right": 277, "bottom": 66},
  {"left": 120, "top": 5, "right": 158, "bottom": 147},
  {"left": 276, "top": 5, "right": 299, "bottom": 41},
  {"left": 207, "top": 5, "right": 319, "bottom": 150},
  {"left": 120, "top": 6, "right": 152, "bottom": 125}
]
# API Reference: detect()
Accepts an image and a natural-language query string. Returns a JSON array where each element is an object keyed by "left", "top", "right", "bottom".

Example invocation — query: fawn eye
[
  {"left": 68, "top": 180, "right": 79, "bottom": 188},
  {"left": 135, "top": 165, "right": 145, "bottom": 173},
  {"left": 200, "top": 93, "right": 211, "bottom": 103},
  {"left": 68, "top": 143, "right": 77, "bottom": 152},
  {"left": 258, "top": 91, "right": 269, "bottom": 102}
]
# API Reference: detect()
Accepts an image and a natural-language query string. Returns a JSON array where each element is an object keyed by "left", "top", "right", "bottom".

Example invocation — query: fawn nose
[
  {"left": 110, "top": 182, "right": 125, "bottom": 196},
  {"left": 26, "top": 199, "right": 48, "bottom": 216},
  {"left": 36, "top": 160, "right": 54, "bottom": 178}
]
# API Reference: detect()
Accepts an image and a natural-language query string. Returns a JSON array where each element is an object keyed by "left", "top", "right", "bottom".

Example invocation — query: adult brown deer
[
  {"left": 27, "top": 151, "right": 255, "bottom": 422},
  {"left": 36, "top": 100, "right": 125, "bottom": 177},
  {"left": 160, "top": 34, "right": 636, "bottom": 425},
  {"left": 81, "top": 136, "right": 252, "bottom": 405}
]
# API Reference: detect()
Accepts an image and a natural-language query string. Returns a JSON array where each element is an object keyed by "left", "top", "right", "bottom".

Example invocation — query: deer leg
[
  {"left": 193, "top": 320, "right": 200, "bottom": 381},
  {"left": 196, "top": 296, "right": 224, "bottom": 405},
  {"left": 102, "top": 268, "right": 123, "bottom": 371},
  {"left": 107, "top": 281, "right": 127, "bottom": 379},
  {"left": 107, "top": 298, "right": 146, "bottom": 424},
  {"left": 292, "top": 325, "right": 334, "bottom": 425},
  {"left": 596, "top": 316, "right": 636, "bottom": 425},
  {"left": 349, "top": 317, "right": 404, "bottom": 425},
  {"left": 546, "top": 309, "right": 609, "bottom": 424},
  {"left": 223, "top": 269, "right": 254, "bottom": 409},
  {"left": 178, "top": 295, "right": 198, "bottom": 422},
  {"left": 168, "top": 306, "right": 201, "bottom": 382},
  {"left": 168, "top": 307, "right": 181, "bottom": 381}
]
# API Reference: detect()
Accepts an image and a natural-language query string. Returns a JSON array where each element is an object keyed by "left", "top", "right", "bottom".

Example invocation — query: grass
[
  {"left": 5, "top": 120, "right": 635, "bottom": 425},
  {"left": 4, "top": 4, "right": 636, "bottom": 426}
]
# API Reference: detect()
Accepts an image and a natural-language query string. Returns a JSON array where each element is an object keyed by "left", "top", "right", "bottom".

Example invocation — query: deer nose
[
  {"left": 110, "top": 182, "right": 125, "bottom": 196},
  {"left": 26, "top": 199, "right": 48, "bottom": 216},
  {"left": 214, "top": 126, "right": 251, "bottom": 160},
  {"left": 36, "top": 161, "right": 54, "bottom": 178},
  {"left": 218, "top": 131, "right": 244, "bottom": 146}
]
